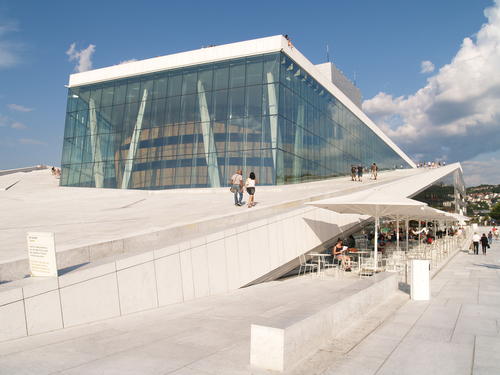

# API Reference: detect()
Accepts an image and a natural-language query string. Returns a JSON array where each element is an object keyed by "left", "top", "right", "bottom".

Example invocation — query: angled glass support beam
[
  {"left": 266, "top": 72, "right": 278, "bottom": 170},
  {"left": 293, "top": 104, "right": 305, "bottom": 180},
  {"left": 198, "top": 80, "right": 221, "bottom": 188},
  {"left": 89, "top": 99, "right": 104, "bottom": 188},
  {"left": 121, "top": 89, "right": 148, "bottom": 189}
]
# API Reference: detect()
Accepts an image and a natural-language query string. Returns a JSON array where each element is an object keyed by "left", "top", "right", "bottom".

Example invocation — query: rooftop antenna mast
[
  {"left": 353, "top": 71, "right": 357, "bottom": 87},
  {"left": 326, "top": 43, "right": 331, "bottom": 63}
]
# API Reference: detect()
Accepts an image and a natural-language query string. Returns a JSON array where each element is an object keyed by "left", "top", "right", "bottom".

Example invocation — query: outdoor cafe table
[
  {"left": 308, "top": 253, "right": 330, "bottom": 277},
  {"left": 349, "top": 250, "right": 371, "bottom": 272}
]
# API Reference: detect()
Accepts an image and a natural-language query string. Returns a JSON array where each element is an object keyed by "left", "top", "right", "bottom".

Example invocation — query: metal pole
[
  {"left": 396, "top": 215, "right": 400, "bottom": 252},
  {"left": 374, "top": 216, "right": 379, "bottom": 272},
  {"left": 406, "top": 218, "right": 409, "bottom": 252},
  {"left": 418, "top": 220, "right": 421, "bottom": 253}
]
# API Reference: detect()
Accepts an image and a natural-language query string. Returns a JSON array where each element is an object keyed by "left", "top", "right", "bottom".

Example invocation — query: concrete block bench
[{"left": 250, "top": 272, "right": 399, "bottom": 372}]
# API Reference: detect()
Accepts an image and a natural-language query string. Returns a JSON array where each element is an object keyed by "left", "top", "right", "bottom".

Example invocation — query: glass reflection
[{"left": 61, "top": 52, "right": 410, "bottom": 190}]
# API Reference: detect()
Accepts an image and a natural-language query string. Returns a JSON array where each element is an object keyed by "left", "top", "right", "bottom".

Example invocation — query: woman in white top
[{"left": 245, "top": 172, "right": 256, "bottom": 208}]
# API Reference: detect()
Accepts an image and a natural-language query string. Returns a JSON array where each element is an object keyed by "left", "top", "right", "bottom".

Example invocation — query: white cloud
[
  {"left": 363, "top": 0, "right": 500, "bottom": 174},
  {"left": 8, "top": 103, "right": 33, "bottom": 112},
  {"left": 66, "top": 43, "right": 96, "bottom": 72},
  {"left": 420, "top": 60, "right": 435, "bottom": 74},
  {"left": 0, "top": 20, "right": 19, "bottom": 68},
  {"left": 460, "top": 149, "right": 500, "bottom": 186},
  {"left": 19, "top": 138, "right": 46, "bottom": 145},
  {"left": 118, "top": 59, "right": 137, "bottom": 65},
  {"left": 10, "top": 121, "right": 26, "bottom": 129}
]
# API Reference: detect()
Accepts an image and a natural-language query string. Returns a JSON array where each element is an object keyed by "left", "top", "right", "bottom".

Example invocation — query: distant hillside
[{"left": 466, "top": 184, "right": 500, "bottom": 194}]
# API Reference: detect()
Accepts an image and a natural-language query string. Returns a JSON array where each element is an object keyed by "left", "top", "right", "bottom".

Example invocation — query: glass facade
[
  {"left": 411, "top": 169, "right": 467, "bottom": 214},
  {"left": 61, "top": 52, "right": 411, "bottom": 190}
]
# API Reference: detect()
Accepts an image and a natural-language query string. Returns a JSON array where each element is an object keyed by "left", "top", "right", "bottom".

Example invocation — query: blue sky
[{"left": 0, "top": 0, "right": 498, "bottom": 185}]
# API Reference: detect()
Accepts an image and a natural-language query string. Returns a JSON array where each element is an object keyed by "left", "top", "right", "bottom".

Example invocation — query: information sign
[{"left": 27, "top": 232, "right": 58, "bottom": 277}]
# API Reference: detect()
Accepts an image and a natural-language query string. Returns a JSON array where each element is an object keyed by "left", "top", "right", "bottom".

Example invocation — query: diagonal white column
[
  {"left": 266, "top": 72, "right": 278, "bottom": 171},
  {"left": 293, "top": 104, "right": 304, "bottom": 180},
  {"left": 197, "top": 80, "right": 220, "bottom": 187},
  {"left": 121, "top": 89, "right": 148, "bottom": 189},
  {"left": 89, "top": 99, "right": 104, "bottom": 188}
]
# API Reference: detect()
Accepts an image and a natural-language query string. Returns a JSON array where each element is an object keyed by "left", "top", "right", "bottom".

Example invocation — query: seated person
[
  {"left": 332, "top": 239, "right": 352, "bottom": 271},
  {"left": 377, "top": 237, "right": 386, "bottom": 253}
]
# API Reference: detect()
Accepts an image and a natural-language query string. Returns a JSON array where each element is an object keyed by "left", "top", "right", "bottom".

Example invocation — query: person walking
[
  {"left": 245, "top": 172, "right": 257, "bottom": 208},
  {"left": 370, "top": 163, "right": 378, "bottom": 180},
  {"left": 472, "top": 232, "right": 480, "bottom": 255},
  {"left": 480, "top": 233, "right": 489, "bottom": 255},
  {"left": 488, "top": 231, "right": 493, "bottom": 245},
  {"left": 357, "top": 165, "right": 363, "bottom": 182},
  {"left": 229, "top": 169, "right": 243, "bottom": 206}
]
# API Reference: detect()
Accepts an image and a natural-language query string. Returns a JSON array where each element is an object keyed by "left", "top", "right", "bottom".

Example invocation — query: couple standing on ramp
[{"left": 230, "top": 169, "right": 257, "bottom": 208}]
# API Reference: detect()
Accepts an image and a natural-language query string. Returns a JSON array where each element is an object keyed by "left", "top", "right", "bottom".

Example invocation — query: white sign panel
[{"left": 27, "top": 232, "right": 58, "bottom": 277}]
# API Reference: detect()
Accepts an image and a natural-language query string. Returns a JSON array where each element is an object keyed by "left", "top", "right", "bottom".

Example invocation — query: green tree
[{"left": 491, "top": 202, "right": 500, "bottom": 221}]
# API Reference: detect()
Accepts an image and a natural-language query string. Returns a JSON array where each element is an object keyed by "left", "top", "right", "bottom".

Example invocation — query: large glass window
[{"left": 61, "top": 52, "right": 410, "bottom": 190}]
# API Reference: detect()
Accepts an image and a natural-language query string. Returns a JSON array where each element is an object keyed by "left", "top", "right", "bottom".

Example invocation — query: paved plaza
[
  {"left": 0, "top": 233, "right": 497, "bottom": 374},
  {"left": 318, "top": 232, "right": 500, "bottom": 375},
  {"left": 0, "top": 167, "right": 420, "bottom": 264}
]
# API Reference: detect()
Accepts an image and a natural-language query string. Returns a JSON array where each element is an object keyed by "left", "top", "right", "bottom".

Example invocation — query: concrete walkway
[
  {"left": 0, "top": 166, "right": 431, "bottom": 264},
  {"left": 320, "top": 232, "right": 500, "bottom": 375},
  {"left": 0, "top": 271, "right": 368, "bottom": 374},
  {"left": 1, "top": 233, "right": 496, "bottom": 374}
]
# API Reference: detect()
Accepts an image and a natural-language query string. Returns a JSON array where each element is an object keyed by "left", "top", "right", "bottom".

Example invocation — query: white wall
[{"left": 0, "top": 205, "right": 359, "bottom": 342}]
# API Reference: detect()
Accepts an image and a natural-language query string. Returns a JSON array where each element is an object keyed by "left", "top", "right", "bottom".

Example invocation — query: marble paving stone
[
  {"left": 179, "top": 250, "right": 195, "bottom": 301},
  {"left": 206, "top": 239, "right": 228, "bottom": 295},
  {"left": 0, "top": 337, "right": 103, "bottom": 375},
  {"left": 413, "top": 303, "right": 461, "bottom": 329},
  {"left": 474, "top": 335, "right": 500, "bottom": 368},
  {"left": 22, "top": 277, "right": 59, "bottom": 298},
  {"left": 406, "top": 325, "right": 453, "bottom": 342},
  {"left": 116, "top": 261, "right": 158, "bottom": 315},
  {"left": 0, "top": 301, "right": 26, "bottom": 342},
  {"left": 57, "top": 246, "right": 90, "bottom": 270},
  {"left": 473, "top": 365, "right": 500, "bottom": 375},
  {"left": 60, "top": 273, "right": 120, "bottom": 327},
  {"left": 115, "top": 250, "right": 154, "bottom": 271},
  {"left": 370, "top": 321, "right": 413, "bottom": 340},
  {"left": 186, "top": 340, "right": 250, "bottom": 375},
  {"left": 58, "top": 261, "right": 116, "bottom": 288},
  {"left": 0, "top": 286, "right": 23, "bottom": 306},
  {"left": 249, "top": 226, "right": 270, "bottom": 280},
  {"left": 347, "top": 335, "right": 400, "bottom": 359},
  {"left": 25, "top": 290, "right": 63, "bottom": 335},
  {"left": 454, "top": 316, "right": 498, "bottom": 337},
  {"left": 59, "top": 339, "right": 217, "bottom": 375},
  {"left": 461, "top": 303, "right": 500, "bottom": 319},
  {"left": 224, "top": 234, "right": 240, "bottom": 290},
  {"left": 155, "top": 253, "right": 184, "bottom": 306},
  {"left": 377, "top": 338, "right": 473, "bottom": 375},
  {"left": 88, "top": 240, "right": 123, "bottom": 261},
  {"left": 153, "top": 244, "right": 179, "bottom": 259},
  {"left": 191, "top": 244, "right": 210, "bottom": 299},
  {"left": 236, "top": 231, "right": 251, "bottom": 286},
  {"left": 322, "top": 354, "right": 384, "bottom": 375}
]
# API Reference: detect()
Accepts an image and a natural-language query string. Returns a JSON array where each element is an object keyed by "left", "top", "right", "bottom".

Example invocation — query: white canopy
[
  {"left": 306, "top": 196, "right": 427, "bottom": 218},
  {"left": 306, "top": 195, "right": 427, "bottom": 271},
  {"left": 389, "top": 206, "right": 452, "bottom": 220}
]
